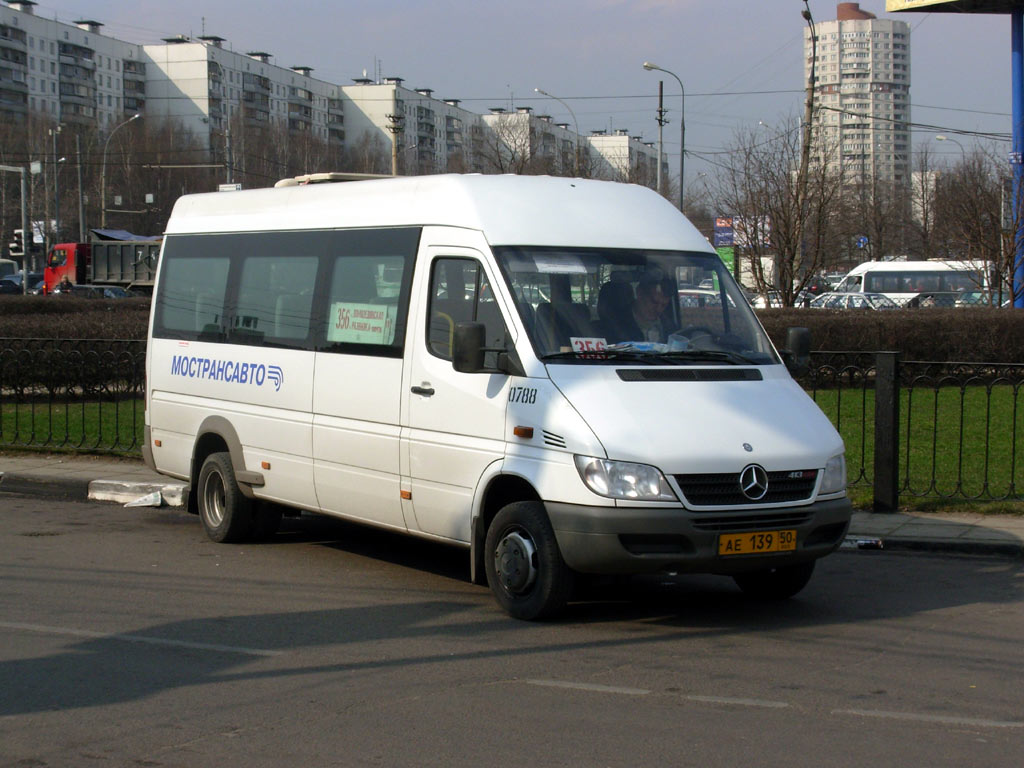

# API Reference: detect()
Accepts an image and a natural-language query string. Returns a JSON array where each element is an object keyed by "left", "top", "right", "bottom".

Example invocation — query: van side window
[
  {"left": 157, "top": 255, "right": 231, "bottom": 337},
  {"left": 428, "top": 258, "right": 507, "bottom": 362},
  {"left": 324, "top": 254, "right": 405, "bottom": 351},
  {"left": 233, "top": 255, "right": 318, "bottom": 348},
  {"left": 153, "top": 228, "right": 419, "bottom": 350}
]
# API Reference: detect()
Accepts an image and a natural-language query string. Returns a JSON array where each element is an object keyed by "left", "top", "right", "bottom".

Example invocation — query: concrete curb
[
  {"left": 0, "top": 472, "right": 187, "bottom": 508},
  {"left": 2, "top": 467, "right": 1020, "bottom": 558},
  {"left": 88, "top": 479, "right": 188, "bottom": 507},
  {"left": 871, "top": 537, "right": 1024, "bottom": 560},
  {"left": 0, "top": 472, "right": 91, "bottom": 500}
]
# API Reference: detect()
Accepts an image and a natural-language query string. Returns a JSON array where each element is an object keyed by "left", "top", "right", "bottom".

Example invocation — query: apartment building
[
  {"left": 805, "top": 2, "right": 911, "bottom": 184},
  {"left": 586, "top": 128, "right": 665, "bottom": 186},
  {"left": 0, "top": 0, "right": 146, "bottom": 126},
  {"left": 0, "top": 1, "right": 663, "bottom": 192},
  {"left": 142, "top": 35, "right": 344, "bottom": 151},
  {"left": 342, "top": 77, "right": 482, "bottom": 173}
]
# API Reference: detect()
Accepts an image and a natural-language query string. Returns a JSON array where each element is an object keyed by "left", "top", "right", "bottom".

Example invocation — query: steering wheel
[{"left": 678, "top": 325, "right": 714, "bottom": 339}]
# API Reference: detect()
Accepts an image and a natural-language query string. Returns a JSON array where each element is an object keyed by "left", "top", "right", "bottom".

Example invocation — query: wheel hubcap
[
  {"left": 494, "top": 530, "right": 537, "bottom": 595},
  {"left": 203, "top": 472, "right": 226, "bottom": 527}
]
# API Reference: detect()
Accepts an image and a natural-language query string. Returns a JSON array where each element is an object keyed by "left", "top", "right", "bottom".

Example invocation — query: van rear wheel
[
  {"left": 485, "top": 501, "right": 572, "bottom": 621},
  {"left": 197, "top": 452, "right": 252, "bottom": 543},
  {"left": 733, "top": 561, "right": 815, "bottom": 600}
]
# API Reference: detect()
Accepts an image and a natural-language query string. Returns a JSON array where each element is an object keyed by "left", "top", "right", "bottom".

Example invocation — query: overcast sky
[{"left": 27, "top": 0, "right": 1014, "bottom": 184}]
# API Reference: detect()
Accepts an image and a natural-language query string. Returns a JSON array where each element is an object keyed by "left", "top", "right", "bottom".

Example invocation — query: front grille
[
  {"left": 690, "top": 510, "right": 813, "bottom": 533},
  {"left": 675, "top": 469, "right": 818, "bottom": 506}
]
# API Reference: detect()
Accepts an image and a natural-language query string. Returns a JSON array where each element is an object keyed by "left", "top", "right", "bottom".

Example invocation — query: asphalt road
[{"left": 1, "top": 494, "right": 1022, "bottom": 768}]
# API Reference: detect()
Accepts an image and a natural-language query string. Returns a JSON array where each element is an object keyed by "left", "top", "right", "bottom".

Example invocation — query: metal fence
[
  {"left": 804, "top": 351, "right": 1024, "bottom": 509},
  {"left": 0, "top": 338, "right": 145, "bottom": 453},
  {"left": 2, "top": 339, "right": 1022, "bottom": 508}
]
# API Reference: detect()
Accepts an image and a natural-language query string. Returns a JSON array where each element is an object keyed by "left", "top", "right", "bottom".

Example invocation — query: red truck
[{"left": 44, "top": 239, "right": 162, "bottom": 295}]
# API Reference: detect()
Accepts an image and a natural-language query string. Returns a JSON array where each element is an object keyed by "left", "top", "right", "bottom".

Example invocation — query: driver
[{"left": 630, "top": 273, "right": 672, "bottom": 342}]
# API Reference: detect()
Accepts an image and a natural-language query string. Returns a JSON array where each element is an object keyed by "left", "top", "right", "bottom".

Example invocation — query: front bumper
[{"left": 545, "top": 497, "right": 852, "bottom": 575}]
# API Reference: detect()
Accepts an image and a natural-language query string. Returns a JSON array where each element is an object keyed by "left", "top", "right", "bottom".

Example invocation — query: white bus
[
  {"left": 834, "top": 260, "right": 991, "bottom": 305},
  {"left": 144, "top": 174, "right": 851, "bottom": 620}
]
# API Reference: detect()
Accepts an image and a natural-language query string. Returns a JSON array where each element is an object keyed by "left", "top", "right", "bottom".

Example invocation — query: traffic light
[{"left": 8, "top": 229, "right": 23, "bottom": 257}]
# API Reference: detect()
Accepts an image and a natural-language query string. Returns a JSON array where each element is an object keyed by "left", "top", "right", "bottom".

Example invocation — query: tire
[
  {"left": 733, "top": 561, "right": 816, "bottom": 600},
  {"left": 249, "top": 502, "right": 283, "bottom": 540},
  {"left": 197, "top": 452, "right": 252, "bottom": 543},
  {"left": 484, "top": 501, "right": 572, "bottom": 621}
]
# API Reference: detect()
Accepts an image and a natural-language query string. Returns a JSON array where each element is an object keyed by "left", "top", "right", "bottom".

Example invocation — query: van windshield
[{"left": 493, "top": 246, "right": 779, "bottom": 365}]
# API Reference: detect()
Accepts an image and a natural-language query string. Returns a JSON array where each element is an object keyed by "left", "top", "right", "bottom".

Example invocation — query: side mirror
[
  {"left": 452, "top": 321, "right": 527, "bottom": 376},
  {"left": 452, "top": 322, "right": 486, "bottom": 373},
  {"left": 783, "top": 326, "right": 811, "bottom": 377}
]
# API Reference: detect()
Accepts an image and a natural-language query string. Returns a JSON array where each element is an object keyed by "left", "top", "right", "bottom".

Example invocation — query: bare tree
[
  {"left": 840, "top": 173, "right": 908, "bottom": 265},
  {"left": 341, "top": 132, "right": 390, "bottom": 175},
  {"left": 932, "top": 145, "right": 1009, "bottom": 301},
  {"left": 478, "top": 113, "right": 537, "bottom": 174},
  {"left": 711, "top": 117, "right": 845, "bottom": 305},
  {"left": 905, "top": 145, "right": 940, "bottom": 259}
]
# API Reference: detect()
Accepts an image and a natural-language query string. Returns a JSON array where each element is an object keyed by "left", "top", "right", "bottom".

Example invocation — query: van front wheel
[
  {"left": 485, "top": 501, "right": 572, "bottom": 621},
  {"left": 197, "top": 452, "right": 252, "bottom": 543}
]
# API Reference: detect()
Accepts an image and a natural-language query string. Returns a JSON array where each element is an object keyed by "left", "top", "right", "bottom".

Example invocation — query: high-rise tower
[{"left": 806, "top": 2, "right": 911, "bottom": 184}]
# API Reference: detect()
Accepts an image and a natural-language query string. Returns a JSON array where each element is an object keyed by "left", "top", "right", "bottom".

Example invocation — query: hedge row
[
  {"left": 0, "top": 295, "right": 150, "bottom": 340},
  {"left": 758, "top": 307, "right": 1024, "bottom": 363},
  {"left": 1, "top": 295, "right": 1022, "bottom": 363}
]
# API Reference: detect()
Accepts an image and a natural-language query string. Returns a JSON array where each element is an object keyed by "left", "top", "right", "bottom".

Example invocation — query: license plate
[{"left": 718, "top": 529, "right": 797, "bottom": 556}]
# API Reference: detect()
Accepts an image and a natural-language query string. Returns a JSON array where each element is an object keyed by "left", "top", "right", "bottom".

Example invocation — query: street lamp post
[
  {"left": 535, "top": 88, "right": 580, "bottom": 176},
  {"left": 50, "top": 124, "right": 61, "bottom": 243},
  {"left": 0, "top": 164, "right": 28, "bottom": 291},
  {"left": 643, "top": 61, "right": 684, "bottom": 212},
  {"left": 935, "top": 134, "right": 967, "bottom": 162},
  {"left": 100, "top": 113, "right": 140, "bottom": 229}
]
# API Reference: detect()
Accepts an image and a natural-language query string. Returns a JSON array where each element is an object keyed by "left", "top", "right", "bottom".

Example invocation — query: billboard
[
  {"left": 887, "top": 1, "right": 1020, "bottom": 12},
  {"left": 713, "top": 216, "right": 771, "bottom": 248}
]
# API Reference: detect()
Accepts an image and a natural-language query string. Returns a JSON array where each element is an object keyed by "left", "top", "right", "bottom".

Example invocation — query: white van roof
[
  {"left": 164, "top": 174, "right": 711, "bottom": 253},
  {"left": 844, "top": 260, "right": 986, "bottom": 274}
]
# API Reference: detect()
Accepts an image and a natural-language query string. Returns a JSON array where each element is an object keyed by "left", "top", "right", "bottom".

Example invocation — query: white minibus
[
  {"left": 834, "top": 260, "right": 990, "bottom": 305},
  {"left": 144, "top": 174, "right": 851, "bottom": 620}
]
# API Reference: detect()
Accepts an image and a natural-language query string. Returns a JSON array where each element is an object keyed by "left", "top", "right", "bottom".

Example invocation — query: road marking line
[
  {"left": 684, "top": 695, "right": 790, "bottom": 709},
  {"left": 834, "top": 708, "right": 1023, "bottom": 729},
  {"left": 0, "top": 621, "right": 283, "bottom": 658},
  {"left": 525, "top": 679, "right": 650, "bottom": 696}
]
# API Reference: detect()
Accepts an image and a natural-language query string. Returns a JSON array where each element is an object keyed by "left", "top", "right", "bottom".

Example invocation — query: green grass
[
  {"left": 811, "top": 384, "right": 1024, "bottom": 514},
  {"left": 3, "top": 387, "right": 1023, "bottom": 515},
  {"left": 0, "top": 398, "right": 144, "bottom": 455}
]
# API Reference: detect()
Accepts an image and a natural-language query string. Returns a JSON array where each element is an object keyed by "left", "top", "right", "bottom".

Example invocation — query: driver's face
[{"left": 636, "top": 284, "right": 669, "bottom": 321}]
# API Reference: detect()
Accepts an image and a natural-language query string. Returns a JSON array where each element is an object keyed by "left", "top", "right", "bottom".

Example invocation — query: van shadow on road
[{"left": 2, "top": 509, "right": 1021, "bottom": 718}]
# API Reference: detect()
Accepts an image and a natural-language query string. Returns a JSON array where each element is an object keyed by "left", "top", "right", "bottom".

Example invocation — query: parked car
[
  {"left": 53, "top": 283, "right": 135, "bottom": 299},
  {"left": 954, "top": 290, "right": 999, "bottom": 308},
  {"left": 749, "top": 290, "right": 814, "bottom": 308},
  {"left": 809, "top": 291, "right": 899, "bottom": 310},
  {"left": 903, "top": 291, "right": 961, "bottom": 309},
  {"left": 0, "top": 272, "right": 43, "bottom": 294},
  {"left": 677, "top": 288, "right": 723, "bottom": 307}
]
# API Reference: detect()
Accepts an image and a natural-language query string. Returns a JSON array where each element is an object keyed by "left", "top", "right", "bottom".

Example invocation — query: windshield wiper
[{"left": 540, "top": 349, "right": 665, "bottom": 364}]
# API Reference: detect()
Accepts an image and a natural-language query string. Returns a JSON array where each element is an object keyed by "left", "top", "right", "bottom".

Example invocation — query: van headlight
[
  {"left": 574, "top": 456, "right": 677, "bottom": 501},
  {"left": 821, "top": 453, "right": 847, "bottom": 495}
]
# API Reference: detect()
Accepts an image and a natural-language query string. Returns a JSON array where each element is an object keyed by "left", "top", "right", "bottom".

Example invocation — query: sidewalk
[{"left": 1, "top": 453, "right": 1022, "bottom": 558}]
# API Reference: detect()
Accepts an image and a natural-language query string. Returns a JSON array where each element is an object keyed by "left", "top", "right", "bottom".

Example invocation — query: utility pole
[
  {"left": 50, "top": 124, "right": 61, "bottom": 243},
  {"left": 225, "top": 124, "right": 234, "bottom": 184},
  {"left": 386, "top": 112, "right": 405, "bottom": 176},
  {"left": 76, "top": 133, "right": 85, "bottom": 242},
  {"left": 794, "top": 0, "right": 817, "bottom": 299},
  {"left": 655, "top": 80, "right": 666, "bottom": 195}
]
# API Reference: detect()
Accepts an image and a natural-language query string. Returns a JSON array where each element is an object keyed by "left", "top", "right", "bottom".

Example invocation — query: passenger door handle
[{"left": 411, "top": 385, "right": 435, "bottom": 397}]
